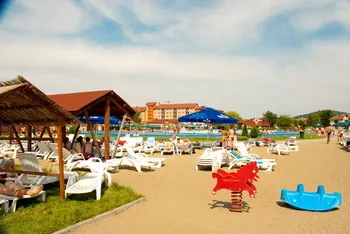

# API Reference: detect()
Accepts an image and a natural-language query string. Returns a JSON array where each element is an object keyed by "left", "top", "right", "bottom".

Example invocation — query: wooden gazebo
[
  {"left": 49, "top": 90, "right": 135, "bottom": 159},
  {"left": 0, "top": 76, "right": 80, "bottom": 199}
]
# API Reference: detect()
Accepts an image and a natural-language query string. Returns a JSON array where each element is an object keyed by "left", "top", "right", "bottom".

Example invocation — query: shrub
[
  {"left": 250, "top": 126, "right": 260, "bottom": 138},
  {"left": 237, "top": 136, "right": 248, "bottom": 141},
  {"left": 242, "top": 125, "right": 248, "bottom": 137}
]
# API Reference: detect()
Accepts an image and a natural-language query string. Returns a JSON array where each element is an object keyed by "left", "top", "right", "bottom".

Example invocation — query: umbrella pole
[{"left": 112, "top": 114, "right": 127, "bottom": 158}]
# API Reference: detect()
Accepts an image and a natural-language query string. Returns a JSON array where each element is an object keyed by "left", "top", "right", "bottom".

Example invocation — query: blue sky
[{"left": 0, "top": 0, "right": 349, "bottom": 118}]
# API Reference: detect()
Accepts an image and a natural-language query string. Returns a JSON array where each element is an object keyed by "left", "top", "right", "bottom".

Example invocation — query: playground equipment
[
  {"left": 280, "top": 184, "right": 342, "bottom": 211},
  {"left": 212, "top": 162, "right": 259, "bottom": 212}
]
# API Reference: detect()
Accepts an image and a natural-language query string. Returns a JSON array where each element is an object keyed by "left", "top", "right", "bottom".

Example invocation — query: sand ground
[{"left": 64, "top": 137, "right": 350, "bottom": 234}]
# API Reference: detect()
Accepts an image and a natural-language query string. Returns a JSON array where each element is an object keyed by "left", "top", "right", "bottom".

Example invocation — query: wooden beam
[
  {"left": 0, "top": 104, "right": 52, "bottom": 111},
  {"left": 84, "top": 111, "right": 102, "bottom": 158},
  {"left": 57, "top": 118, "right": 65, "bottom": 200},
  {"left": 0, "top": 137, "right": 54, "bottom": 141},
  {"left": 0, "top": 169, "right": 60, "bottom": 177},
  {"left": 70, "top": 125, "right": 80, "bottom": 150},
  {"left": 11, "top": 126, "right": 24, "bottom": 152},
  {"left": 39, "top": 126, "right": 46, "bottom": 139},
  {"left": 104, "top": 98, "right": 111, "bottom": 160},
  {"left": 26, "top": 125, "right": 32, "bottom": 152},
  {"left": 2, "top": 120, "right": 63, "bottom": 125},
  {"left": 46, "top": 126, "right": 54, "bottom": 142},
  {"left": 109, "top": 98, "right": 131, "bottom": 117}
]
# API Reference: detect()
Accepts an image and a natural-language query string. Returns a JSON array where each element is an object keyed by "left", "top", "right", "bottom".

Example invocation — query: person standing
[
  {"left": 326, "top": 126, "right": 332, "bottom": 144},
  {"left": 219, "top": 126, "right": 228, "bottom": 148},
  {"left": 228, "top": 125, "right": 236, "bottom": 150}
]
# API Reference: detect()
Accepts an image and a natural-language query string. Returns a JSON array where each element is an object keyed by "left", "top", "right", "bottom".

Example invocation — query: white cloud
[
  {"left": 0, "top": 0, "right": 349, "bottom": 118},
  {"left": 1, "top": 37, "right": 349, "bottom": 117},
  {"left": 1, "top": 0, "right": 93, "bottom": 34},
  {"left": 291, "top": 1, "right": 350, "bottom": 32},
  {"left": 86, "top": 0, "right": 349, "bottom": 49}
]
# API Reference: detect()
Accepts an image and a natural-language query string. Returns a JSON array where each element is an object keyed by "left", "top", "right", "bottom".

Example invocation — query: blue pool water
[{"left": 80, "top": 130, "right": 300, "bottom": 139}]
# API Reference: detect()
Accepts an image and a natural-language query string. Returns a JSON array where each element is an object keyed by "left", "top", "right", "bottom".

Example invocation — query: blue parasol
[
  {"left": 78, "top": 116, "right": 121, "bottom": 125},
  {"left": 178, "top": 107, "right": 238, "bottom": 124},
  {"left": 333, "top": 122, "right": 350, "bottom": 127}
]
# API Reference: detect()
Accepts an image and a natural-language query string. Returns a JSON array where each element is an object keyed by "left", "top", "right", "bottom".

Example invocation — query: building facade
[
  {"left": 330, "top": 114, "right": 349, "bottom": 125},
  {"left": 133, "top": 102, "right": 205, "bottom": 124}
]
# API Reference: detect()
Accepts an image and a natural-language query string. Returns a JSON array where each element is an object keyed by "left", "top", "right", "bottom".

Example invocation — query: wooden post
[
  {"left": 84, "top": 111, "right": 102, "bottom": 158},
  {"left": 57, "top": 119, "right": 65, "bottom": 200},
  {"left": 62, "top": 126, "right": 67, "bottom": 139},
  {"left": 104, "top": 98, "right": 110, "bottom": 160},
  {"left": 26, "top": 125, "right": 32, "bottom": 152},
  {"left": 70, "top": 124, "right": 80, "bottom": 150},
  {"left": 11, "top": 126, "right": 24, "bottom": 152}
]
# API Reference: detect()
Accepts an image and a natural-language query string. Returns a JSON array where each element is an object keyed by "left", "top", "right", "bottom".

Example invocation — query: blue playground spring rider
[{"left": 280, "top": 184, "right": 342, "bottom": 211}]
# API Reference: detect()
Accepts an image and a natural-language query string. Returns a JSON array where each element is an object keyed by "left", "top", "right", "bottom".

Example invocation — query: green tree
[
  {"left": 67, "top": 126, "right": 77, "bottom": 134},
  {"left": 263, "top": 111, "right": 278, "bottom": 126},
  {"left": 319, "top": 109, "right": 334, "bottom": 126},
  {"left": 276, "top": 115, "right": 293, "bottom": 129},
  {"left": 132, "top": 112, "right": 142, "bottom": 124},
  {"left": 242, "top": 124, "right": 248, "bottom": 137},
  {"left": 306, "top": 113, "right": 320, "bottom": 126},
  {"left": 250, "top": 126, "right": 260, "bottom": 138},
  {"left": 292, "top": 119, "right": 298, "bottom": 127},
  {"left": 225, "top": 111, "right": 242, "bottom": 121},
  {"left": 298, "top": 120, "right": 306, "bottom": 129}
]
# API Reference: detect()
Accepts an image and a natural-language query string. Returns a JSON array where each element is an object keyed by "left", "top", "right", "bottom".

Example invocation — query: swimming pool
[{"left": 79, "top": 130, "right": 300, "bottom": 139}]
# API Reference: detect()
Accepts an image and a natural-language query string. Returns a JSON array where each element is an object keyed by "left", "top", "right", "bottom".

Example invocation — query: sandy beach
[{"left": 67, "top": 138, "right": 350, "bottom": 234}]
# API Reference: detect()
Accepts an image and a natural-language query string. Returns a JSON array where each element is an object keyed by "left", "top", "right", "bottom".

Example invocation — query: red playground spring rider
[{"left": 212, "top": 162, "right": 260, "bottom": 212}]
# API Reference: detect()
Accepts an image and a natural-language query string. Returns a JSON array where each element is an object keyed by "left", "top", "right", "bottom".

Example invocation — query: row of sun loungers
[{"left": 1, "top": 136, "right": 300, "bottom": 214}]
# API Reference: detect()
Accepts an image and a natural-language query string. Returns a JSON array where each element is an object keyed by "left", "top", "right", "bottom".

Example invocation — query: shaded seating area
[
  {"left": 0, "top": 76, "right": 81, "bottom": 212},
  {"left": 48, "top": 89, "right": 136, "bottom": 160}
]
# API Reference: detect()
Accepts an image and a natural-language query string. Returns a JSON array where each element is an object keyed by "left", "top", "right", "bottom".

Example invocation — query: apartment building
[{"left": 133, "top": 102, "right": 205, "bottom": 123}]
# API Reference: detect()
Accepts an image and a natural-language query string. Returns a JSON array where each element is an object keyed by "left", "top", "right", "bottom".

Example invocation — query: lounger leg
[
  {"left": 96, "top": 180, "right": 102, "bottom": 200},
  {"left": 9, "top": 198, "right": 18, "bottom": 213},
  {"left": 38, "top": 191, "right": 46, "bottom": 202},
  {"left": 0, "top": 200, "right": 9, "bottom": 214},
  {"left": 135, "top": 164, "right": 142, "bottom": 173}
]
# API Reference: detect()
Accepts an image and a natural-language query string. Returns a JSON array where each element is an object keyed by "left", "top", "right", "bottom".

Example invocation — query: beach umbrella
[
  {"left": 149, "top": 124, "right": 162, "bottom": 128},
  {"left": 178, "top": 107, "right": 238, "bottom": 124},
  {"left": 78, "top": 116, "right": 121, "bottom": 125},
  {"left": 125, "top": 123, "right": 138, "bottom": 127},
  {"left": 334, "top": 122, "right": 350, "bottom": 127}
]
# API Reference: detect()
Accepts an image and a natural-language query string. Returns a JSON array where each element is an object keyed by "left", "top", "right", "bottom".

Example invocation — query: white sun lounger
[
  {"left": 0, "top": 190, "right": 46, "bottom": 213},
  {"left": 65, "top": 161, "right": 111, "bottom": 200}
]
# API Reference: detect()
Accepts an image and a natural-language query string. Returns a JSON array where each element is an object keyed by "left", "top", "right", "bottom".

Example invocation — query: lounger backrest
[
  {"left": 18, "top": 153, "right": 43, "bottom": 172},
  {"left": 36, "top": 142, "right": 50, "bottom": 154},
  {"left": 53, "top": 147, "right": 73, "bottom": 160},
  {"left": 237, "top": 142, "right": 249, "bottom": 156},
  {"left": 146, "top": 137, "right": 156, "bottom": 146}
]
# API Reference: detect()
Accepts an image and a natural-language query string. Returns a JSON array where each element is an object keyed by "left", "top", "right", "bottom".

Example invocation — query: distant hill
[{"left": 294, "top": 110, "right": 348, "bottom": 119}]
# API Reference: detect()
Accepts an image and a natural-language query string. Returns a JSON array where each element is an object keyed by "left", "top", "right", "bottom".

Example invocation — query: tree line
[{"left": 223, "top": 109, "right": 334, "bottom": 130}]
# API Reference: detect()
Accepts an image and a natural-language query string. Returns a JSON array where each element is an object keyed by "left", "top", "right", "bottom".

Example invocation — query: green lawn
[{"left": 0, "top": 182, "right": 143, "bottom": 234}]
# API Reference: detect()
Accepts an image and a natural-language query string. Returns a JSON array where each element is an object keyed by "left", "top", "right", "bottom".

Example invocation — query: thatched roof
[{"left": 0, "top": 76, "right": 80, "bottom": 126}]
